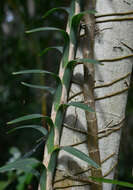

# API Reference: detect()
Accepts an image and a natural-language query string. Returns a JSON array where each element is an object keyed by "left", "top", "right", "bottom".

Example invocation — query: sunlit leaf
[
  {"left": 90, "top": 177, "right": 133, "bottom": 188},
  {"left": 21, "top": 82, "right": 55, "bottom": 94},
  {"left": 42, "top": 7, "right": 70, "bottom": 19},
  {"left": 0, "top": 158, "right": 40, "bottom": 178},
  {"left": 7, "top": 125, "right": 48, "bottom": 136},
  {"left": 62, "top": 146, "right": 99, "bottom": 168},
  {"left": 39, "top": 46, "right": 63, "bottom": 56},
  {"left": 7, "top": 114, "right": 53, "bottom": 126}
]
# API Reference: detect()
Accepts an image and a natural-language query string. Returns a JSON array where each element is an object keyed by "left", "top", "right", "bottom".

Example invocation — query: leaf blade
[
  {"left": 43, "top": 7, "right": 70, "bottom": 19},
  {"left": 62, "top": 146, "right": 99, "bottom": 168},
  {"left": 39, "top": 46, "right": 63, "bottom": 56},
  {"left": 65, "top": 102, "right": 94, "bottom": 112},
  {"left": 21, "top": 82, "right": 55, "bottom": 94},
  {"left": 7, "top": 114, "right": 53, "bottom": 126},
  {"left": 76, "top": 58, "right": 103, "bottom": 65},
  {"left": 90, "top": 177, "right": 133, "bottom": 188},
  {"left": 25, "top": 27, "right": 69, "bottom": 44},
  {"left": 0, "top": 158, "right": 40, "bottom": 178},
  {"left": 7, "top": 125, "right": 48, "bottom": 136}
]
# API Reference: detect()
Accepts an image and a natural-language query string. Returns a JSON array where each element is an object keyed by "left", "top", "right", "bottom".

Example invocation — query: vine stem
[
  {"left": 82, "top": 0, "right": 102, "bottom": 190},
  {"left": 38, "top": 1, "right": 81, "bottom": 190}
]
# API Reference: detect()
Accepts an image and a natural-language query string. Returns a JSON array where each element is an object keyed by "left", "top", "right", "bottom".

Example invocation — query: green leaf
[
  {"left": 40, "top": 168, "right": 46, "bottom": 190},
  {"left": 64, "top": 102, "right": 94, "bottom": 112},
  {"left": 0, "top": 181, "right": 11, "bottom": 190},
  {"left": 26, "top": 27, "right": 69, "bottom": 44},
  {"left": 13, "top": 69, "right": 60, "bottom": 81},
  {"left": 54, "top": 82, "right": 62, "bottom": 110},
  {"left": 8, "top": 147, "right": 21, "bottom": 162},
  {"left": 21, "top": 82, "right": 55, "bottom": 94},
  {"left": 7, "top": 125, "right": 48, "bottom": 136},
  {"left": 62, "top": 62, "right": 74, "bottom": 89},
  {"left": 90, "top": 177, "right": 133, "bottom": 188},
  {"left": 7, "top": 114, "right": 53, "bottom": 126},
  {"left": 43, "top": 7, "right": 70, "bottom": 19},
  {"left": 76, "top": 58, "right": 103, "bottom": 65},
  {"left": 0, "top": 158, "right": 40, "bottom": 178},
  {"left": 47, "top": 127, "right": 54, "bottom": 153},
  {"left": 62, "top": 146, "right": 99, "bottom": 168},
  {"left": 39, "top": 46, "right": 63, "bottom": 56},
  {"left": 70, "top": 10, "right": 97, "bottom": 45},
  {"left": 48, "top": 149, "right": 58, "bottom": 173},
  {"left": 16, "top": 173, "right": 33, "bottom": 190},
  {"left": 54, "top": 107, "right": 63, "bottom": 132}
]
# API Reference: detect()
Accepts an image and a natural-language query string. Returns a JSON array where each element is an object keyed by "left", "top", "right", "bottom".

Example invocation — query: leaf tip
[
  {"left": 25, "top": 30, "right": 30, "bottom": 34},
  {"left": 21, "top": 82, "right": 25, "bottom": 85},
  {"left": 7, "top": 121, "right": 11, "bottom": 125},
  {"left": 12, "top": 72, "right": 16, "bottom": 75}
]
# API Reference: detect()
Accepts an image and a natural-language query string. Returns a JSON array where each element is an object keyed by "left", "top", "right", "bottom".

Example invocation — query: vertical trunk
[
  {"left": 95, "top": 0, "right": 133, "bottom": 189},
  {"left": 54, "top": 0, "right": 133, "bottom": 190}
]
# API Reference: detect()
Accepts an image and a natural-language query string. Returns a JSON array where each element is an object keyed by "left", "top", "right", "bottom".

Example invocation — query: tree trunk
[{"left": 54, "top": 0, "right": 133, "bottom": 190}]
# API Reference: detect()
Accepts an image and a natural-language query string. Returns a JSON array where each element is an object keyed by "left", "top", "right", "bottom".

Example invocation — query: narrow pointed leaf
[
  {"left": 26, "top": 27, "right": 69, "bottom": 44},
  {"left": 90, "top": 177, "right": 133, "bottom": 188},
  {"left": 62, "top": 146, "right": 99, "bottom": 168},
  {"left": 64, "top": 102, "right": 94, "bottom": 112},
  {"left": 76, "top": 58, "right": 103, "bottom": 65},
  {"left": 21, "top": 82, "right": 55, "bottom": 94},
  {"left": 0, "top": 158, "right": 40, "bottom": 178},
  {"left": 70, "top": 10, "right": 97, "bottom": 44},
  {"left": 13, "top": 69, "right": 60, "bottom": 83},
  {"left": 39, "top": 46, "right": 63, "bottom": 56},
  {"left": 7, "top": 125, "right": 47, "bottom": 136},
  {"left": 7, "top": 114, "right": 53, "bottom": 126},
  {"left": 43, "top": 7, "right": 70, "bottom": 19}
]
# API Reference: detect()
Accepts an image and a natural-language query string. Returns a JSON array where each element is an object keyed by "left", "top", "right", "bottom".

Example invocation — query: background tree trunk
[{"left": 54, "top": 0, "right": 133, "bottom": 189}]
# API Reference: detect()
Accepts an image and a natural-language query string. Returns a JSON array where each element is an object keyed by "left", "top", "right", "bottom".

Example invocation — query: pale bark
[{"left": 54, "top": 0, "right": 133, "bottom": 190}]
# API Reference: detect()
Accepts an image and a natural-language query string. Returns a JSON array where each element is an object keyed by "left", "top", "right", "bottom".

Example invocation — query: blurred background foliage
[{"left": 0, "top": 0, "right": 133, "bottom": 189}]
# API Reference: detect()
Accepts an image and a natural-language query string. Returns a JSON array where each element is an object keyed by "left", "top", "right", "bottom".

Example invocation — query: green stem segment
[{"left": 39, "top": 1, "right": 81, "bottom": 190}]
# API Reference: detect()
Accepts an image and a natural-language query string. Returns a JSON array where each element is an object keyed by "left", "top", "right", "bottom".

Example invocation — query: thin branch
[
  {"left": 95, "top": 72, "right": 131, "bottom": 88},
  {"left": 98, "top": 54, "right": 133, "bottom": 62},
  {"left": 54, "top": 184, "right": 90, "bottom": 189},
  {"left": 96, "top": 17, "right": 133, "bottom": 23},
  {"left": 101, "top": 152, "right": 116, "bottom": 164},
  {"left": 121, "top": 41, "right": 133, "bottom": 52},
  {"left": 103, "top": 162, "right": 118, "bottom": 177},
  {"left": 68, "top": 91, "right": 83, "bottom": 101},
  {"left": 95, "top": 87, "right": 129, "bottom": 101},
  {"left": 63, "top": 123, "right": 87, "bottom": 134},
  {"left": 95, "top": 11, "right": 133, "bottom": 18}
]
